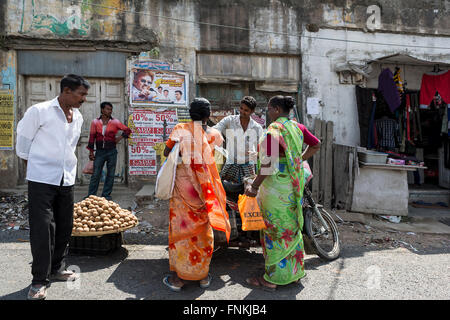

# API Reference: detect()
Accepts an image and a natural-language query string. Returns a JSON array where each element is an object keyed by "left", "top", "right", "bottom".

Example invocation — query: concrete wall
[{"left": 351, "top": 167, "right": 409, "bottom": 216}]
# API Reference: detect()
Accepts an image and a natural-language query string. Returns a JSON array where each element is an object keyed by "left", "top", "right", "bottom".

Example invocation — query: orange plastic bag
[{"left": 237, "top": 194, "right": 266, "bottom": 231}]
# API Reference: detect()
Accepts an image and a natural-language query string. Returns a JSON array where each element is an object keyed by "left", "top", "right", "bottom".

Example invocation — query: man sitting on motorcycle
[{"left": 213, "top": 96, "right": 264, "bottom": 185}]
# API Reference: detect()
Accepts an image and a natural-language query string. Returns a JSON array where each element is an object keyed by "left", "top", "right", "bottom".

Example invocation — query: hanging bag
[
  {"left": 155, "top": 142, "right": 179, "bottom": 200},
  {"left": 82, "top": 160, "right": 94, "bottom": 175},
  {"left": 237, "top": 194, "right": 266, "bottom": 231}
]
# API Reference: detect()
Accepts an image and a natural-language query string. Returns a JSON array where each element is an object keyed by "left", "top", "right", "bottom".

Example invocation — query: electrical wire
[{"left": 63, "top": 0, "right": 450, "bottom": 50}]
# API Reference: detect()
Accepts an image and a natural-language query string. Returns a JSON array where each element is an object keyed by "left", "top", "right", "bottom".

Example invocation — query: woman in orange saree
[{"left": 162, "top": 98, "right": 231, "bottom": 291}]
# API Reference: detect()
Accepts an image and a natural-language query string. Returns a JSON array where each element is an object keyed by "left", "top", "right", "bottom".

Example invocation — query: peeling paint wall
[{"left": 1, "top": 0, "right": 450, "bottom": 188}]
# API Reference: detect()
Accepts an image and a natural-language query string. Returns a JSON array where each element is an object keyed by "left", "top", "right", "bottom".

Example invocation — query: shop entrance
[{"left": 357, "top": 58, "right": 450, "bottom": 209}]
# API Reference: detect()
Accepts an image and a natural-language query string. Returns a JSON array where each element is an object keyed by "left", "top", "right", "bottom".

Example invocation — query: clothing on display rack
[
  {"left": 419, "top": 70, "right": 450, "bottom": 108},
  {"left": 378, "top": 68, "right": 401, "bottom": 113},
  {"left": 375, "top": 116, "right": 400, "bottom": 151},
  {"left": 393, "top": 67, "right": 404, "bottom": 95},
  {"left": 367, "top": 94, "right": 377, "bottom": 149}
]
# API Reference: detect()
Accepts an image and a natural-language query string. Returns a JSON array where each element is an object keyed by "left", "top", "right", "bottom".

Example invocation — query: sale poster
[{"left": 128, "top": 108, "right": 178, "bottom": 175}]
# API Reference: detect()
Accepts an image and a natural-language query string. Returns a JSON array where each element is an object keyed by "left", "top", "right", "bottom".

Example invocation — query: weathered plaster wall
[
  {"left": 1, "top": 0, "right": 450, "bottom": 189},
  {"left": 0, "top": 50, "right": 17, "bottom": 188}
]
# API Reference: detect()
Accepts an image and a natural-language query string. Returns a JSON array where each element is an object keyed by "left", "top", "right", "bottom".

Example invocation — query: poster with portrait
[{"left": 130, "top": 68, "right": 189, "bottom": 107}]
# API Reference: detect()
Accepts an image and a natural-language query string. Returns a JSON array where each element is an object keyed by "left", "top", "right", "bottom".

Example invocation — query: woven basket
[{"left": 71, "top": 222, "right": 139, "bottom": 237}]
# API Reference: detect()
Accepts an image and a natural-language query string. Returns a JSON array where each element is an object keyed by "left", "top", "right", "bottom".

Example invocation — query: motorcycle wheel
[{"left": 305, "top": 206, "right": 341, "bottom": 261}]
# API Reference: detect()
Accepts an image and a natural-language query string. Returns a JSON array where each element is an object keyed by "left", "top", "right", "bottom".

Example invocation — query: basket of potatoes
[{"left": 71, "top": 195, "right": 139, "bottom": 236}]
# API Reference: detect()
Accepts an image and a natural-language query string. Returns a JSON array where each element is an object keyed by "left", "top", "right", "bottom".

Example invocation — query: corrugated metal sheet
[
  {"left": 18, "top": 50, "right": 127, "bottom": 78},
  {"left": 197, "top": 53, "right": 300, "bottom": 82}
]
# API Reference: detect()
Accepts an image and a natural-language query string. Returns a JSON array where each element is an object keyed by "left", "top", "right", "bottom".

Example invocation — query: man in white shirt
[
  {"left": 213, "top": 96, "right": 264, "bottom": 183},
  {"left": 174, "top": 90, "right": 186, "bottom": 104},
  {"left": 16, "top": 74, "right": 90, "bottom": 300}
]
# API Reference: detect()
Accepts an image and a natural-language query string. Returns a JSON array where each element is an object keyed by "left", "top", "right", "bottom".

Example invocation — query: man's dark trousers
[
  {"left": 88, "top": 148, "right": 117, "bottom": 200},
  {"left": 28, "top": 180, "right": 74, "bottom": 286}
]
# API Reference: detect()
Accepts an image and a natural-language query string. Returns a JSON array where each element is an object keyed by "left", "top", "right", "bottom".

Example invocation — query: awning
[
  {"left": 367, "top": 53, "right": 450, "bottom": 67},
  {"left": 334, "top": 53, "right": 450, "bottom": 76}
]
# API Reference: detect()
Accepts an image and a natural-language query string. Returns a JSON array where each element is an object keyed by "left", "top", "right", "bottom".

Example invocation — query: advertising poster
[
  {"left": 128, "top": 108, "right": 178, "bottom": 175},
  {"left": 0, "top": 91, "right": 14, "bottom": 150},
  {"left": 128, "top": 145, "right": 157, "bottom": 176},
  {"left": 130, "top": 68, "right": 189, "bottom": 107},
  {"left": 131, "top": 58, "right": 171, "bottom": 71}
]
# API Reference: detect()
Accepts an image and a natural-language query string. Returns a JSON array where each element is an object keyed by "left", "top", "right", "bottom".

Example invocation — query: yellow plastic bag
[{"left": 237, "top": 194, "right": 266, "bottom": 231}]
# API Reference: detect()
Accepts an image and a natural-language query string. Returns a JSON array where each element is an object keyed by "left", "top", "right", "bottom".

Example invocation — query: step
[{"left": 409, "top": 188, "right": 450, "bottom": 205}]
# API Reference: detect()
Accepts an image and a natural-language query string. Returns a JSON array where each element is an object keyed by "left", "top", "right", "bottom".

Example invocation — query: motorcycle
[{"left": 214, "top": 161, "right": 341, "bottom": 261}]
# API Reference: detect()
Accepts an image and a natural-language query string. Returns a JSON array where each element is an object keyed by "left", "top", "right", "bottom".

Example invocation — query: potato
[
  {"left": 97, "top": 227, "right": 103, "bottom": 232},
  {"left": 83, "top": 227, "right": 90, "bottom": 232},
  {"left": 76, "top": 227, "right": 83, "bottom": 232},
  {"left": 113, "top": 224, "right": 120, "bottom": 229}
]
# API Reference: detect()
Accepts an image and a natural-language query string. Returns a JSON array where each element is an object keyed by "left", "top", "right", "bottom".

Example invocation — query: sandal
[
  {"left": 246, "top": 276, "right": 277, "bottom": 292},
  {"left": 50, "top": 270, "right": 79, "bottom": 282},
  {"left": 163, "top": 275, "right": 183, "bottom": 292},
  {"left": 199, "top": 274, "right": 212, "bottom": 289},
  {"left": 27, "top": 284, "right": 47, "bottom": 300}
]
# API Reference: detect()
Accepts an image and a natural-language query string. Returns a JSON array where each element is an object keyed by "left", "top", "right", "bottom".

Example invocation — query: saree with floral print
[
  {"left": 165, "top": 121, "right": 230, "bottom": 281},
  {"left": 257, "top": 117, "right": 306, "bottom": 285}
]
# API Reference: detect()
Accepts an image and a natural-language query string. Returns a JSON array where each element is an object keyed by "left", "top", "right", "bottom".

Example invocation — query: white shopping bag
[{"left": 155, "top": 142, "right": 179, "bottom": 200}]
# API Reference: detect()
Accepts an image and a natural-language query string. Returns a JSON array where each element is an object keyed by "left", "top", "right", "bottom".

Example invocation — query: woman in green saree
[{"left": 245, "top": 95, "right": 321, "bottom": 291}]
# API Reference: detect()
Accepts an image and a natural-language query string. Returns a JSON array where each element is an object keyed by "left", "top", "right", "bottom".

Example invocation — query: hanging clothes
[
  {"left": 393, "top": 67, "right": 404, "bottom": 95},
  {"left": 378, "top": 68, "right": 401, "bottom": 113},
  {"left": 355, "top": 86, "right": 374, "bottom": 148},
  {"left": 419, "top": 71, "right": 450, "bottom": 108},
  {"left": 375, "top": 116, "right": 399, "bottom": 151},
  {"left": 367, "top": 93, "right": 377, "bottom": 149}
]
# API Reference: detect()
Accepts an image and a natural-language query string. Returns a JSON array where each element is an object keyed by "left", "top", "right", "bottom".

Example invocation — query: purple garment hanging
[{"left": 378, "top": 68, "right": 401, "bottom": 112}]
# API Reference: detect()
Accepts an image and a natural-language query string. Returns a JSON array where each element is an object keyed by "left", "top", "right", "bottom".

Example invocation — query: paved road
[{"left": 0, "top": 229, "right": 449, "bottom": 301}]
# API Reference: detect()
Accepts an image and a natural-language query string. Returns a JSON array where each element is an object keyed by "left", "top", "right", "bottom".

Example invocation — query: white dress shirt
[
  {"left": 16, "top": 97, "right": 83, "bottom": 186},
  {"left": 213, "top": 115, "right": 264, "bottom": 164}
]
